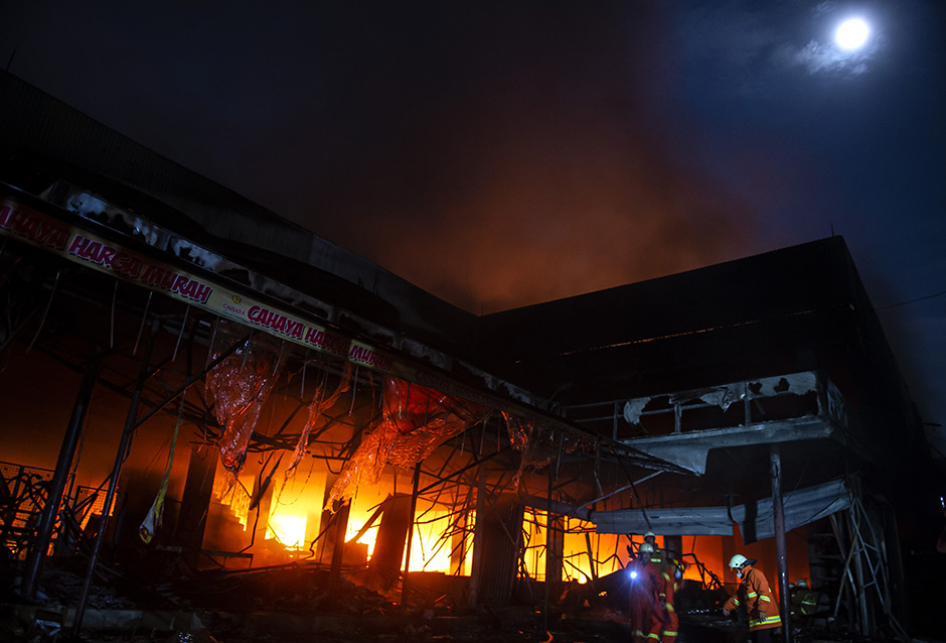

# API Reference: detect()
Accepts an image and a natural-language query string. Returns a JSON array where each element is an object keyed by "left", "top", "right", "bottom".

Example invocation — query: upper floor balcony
[{"left": 563, "top": 370, "right": 854, "bottom": 475}]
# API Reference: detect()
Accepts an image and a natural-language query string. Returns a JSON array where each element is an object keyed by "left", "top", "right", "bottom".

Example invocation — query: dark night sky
[{"left": 2, "top": 2, "right": 945, "bottom": 453}]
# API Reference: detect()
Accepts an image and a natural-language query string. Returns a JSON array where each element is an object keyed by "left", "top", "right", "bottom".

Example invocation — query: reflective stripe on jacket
[{"left": 722, "top": 566, "right": 781, "bottom": 631}]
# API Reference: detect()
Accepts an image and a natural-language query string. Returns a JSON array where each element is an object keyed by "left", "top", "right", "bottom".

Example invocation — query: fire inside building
[{"left": 0, "top": 70, "right": 943, "bottom": 642}]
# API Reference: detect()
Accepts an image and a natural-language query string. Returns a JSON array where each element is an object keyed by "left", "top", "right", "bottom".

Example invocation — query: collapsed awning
[
  {"left": 0, "top": 181, "right": 682, "bottom": 473},
  {"left": 0, "top": 182, "right": 561, "bottom": 421},
  {"left": 590, "top": 478, "right": 850, "bottom": 542}
]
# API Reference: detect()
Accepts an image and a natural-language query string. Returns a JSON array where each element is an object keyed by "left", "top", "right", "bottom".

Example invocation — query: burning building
[{"left": 0, "top": 69, "right": 939, "bottom": 642}]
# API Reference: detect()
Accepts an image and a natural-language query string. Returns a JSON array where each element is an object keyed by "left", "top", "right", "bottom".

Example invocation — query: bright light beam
[{"left": 835, "top": 18, "right": 870, "bottom": 50}]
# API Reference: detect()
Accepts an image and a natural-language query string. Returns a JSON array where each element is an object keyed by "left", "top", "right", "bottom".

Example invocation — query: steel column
[
  {"left": 468, "top": 463, "right": 488, "bottom": 606},
  {"left": 770, "top": 444, "right": 792, "bottom": 643},
  {"left": 73, "top": 322, "right": 157, "bottom": 635},
  {"left": 21, "top": 349, "right": 101, "bottom": 598},
  {"left": 400, "top": 462, "right": 423, "bottom": 606}
]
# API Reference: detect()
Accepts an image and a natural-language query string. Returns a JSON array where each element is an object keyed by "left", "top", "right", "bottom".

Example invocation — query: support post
[
  {"left": 328, "top": 409, "right": 366, "bottom": 588},
  {"left": 370, "top": 494, "right": 413, "bottom": 588},
  {"left": 175, "top": 445, "right": 218, "bottom": 566},
  {"left": 400, "top": 462, "right": 422, "bottom": 606},
  {"left": 328, "top": 500, "right": 350, "bottom": 586},
  {"left": 469, "top": 463, "right": 488, "bottom": 606},
  {"left": 73, "top": 322, "right": 157, "bottom": 635},
  {"left": 450, "top": 509, "right": 467, "bottom": 576},
  {"left": 770, "top": 444, "right": 792, "bottom": 643},
  {"left": 612, "top": 402, "right": 619, "bottom": 440},
  {"left": 251, "top": 470, "right": 275, "bottom": 555},
  {"left": 317, "top": 473, "right": 339, "bottom": 565},
  {"left": 849, "top": 511, "right": 872, "bottom": 635},
  {"left": 744, "top": 382, "right": 751, "bottom": 426},
  {"left": 22, "top": 349, "right": 101, "bottom": 599}
]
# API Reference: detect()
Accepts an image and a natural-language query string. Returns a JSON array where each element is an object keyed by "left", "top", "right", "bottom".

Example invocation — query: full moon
[{"left": 835, "top": 18, "right": 870, "bottom": 50}]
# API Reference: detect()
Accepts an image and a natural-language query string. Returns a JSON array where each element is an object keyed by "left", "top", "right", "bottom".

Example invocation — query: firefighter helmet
[
  {"left": 729, "top": 554, "right": 748, "bottom": 569},
  {"left": 644, "top": 531, "right": 656, "bottom": 540},
  {"left": 639, "top": 543, "right": 655, "bottom": 553}
]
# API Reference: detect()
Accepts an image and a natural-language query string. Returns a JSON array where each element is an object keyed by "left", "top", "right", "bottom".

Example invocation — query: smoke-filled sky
[{"left": 2, "top": 2, "right": 945, "bottom": 445}]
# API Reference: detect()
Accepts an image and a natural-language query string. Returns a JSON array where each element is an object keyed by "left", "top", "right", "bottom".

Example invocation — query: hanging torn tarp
[
  {"left": 324, "top": 377, "right": 488, "bottom": 509},
  {"left": 284, "top": 362, "right": 354, "bottom": 479},
  {"left": 504, "top": 413, "right": 554, "bottom": 487},
  {"left": 503, "top": 412, "right": 595, "bottom": 487},
  {"left": 0, "top": 184, "right": 625, "bottom": 454},
  {"left": 205, "top": 325, "right": 285, "bottom": 474}
]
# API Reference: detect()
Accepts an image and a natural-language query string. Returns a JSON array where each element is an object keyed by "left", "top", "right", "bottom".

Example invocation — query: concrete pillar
[
  {"left": 369, "top": 494, "right": 413, "bottom": 589},
  {"left": 546, "top": 512, "right": 564, "bottom": 585},
  {"left": 329, "top": 500, "right": 350, "bottom": 585},
  {"left": 663, "top": 534, "right": 684, "bottom": 572},
  {"left": 317, "top": 473, "right": 338, "bottom": 565},
  {"left": 470, "top": 492, "right": 524, "bottom": 606},
  {"left": 176, "top": 445, "right": 217, "bottom": 564}
]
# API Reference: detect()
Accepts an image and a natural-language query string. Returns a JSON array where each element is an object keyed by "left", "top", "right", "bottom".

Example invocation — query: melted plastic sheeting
[
  {"left": 285, "top": 362, "right": 354, "bottom": 478},
  {"left": 325, "top": 377, "right": 486, "bottom": 509},
  {"left": 504, "top": 413, "right": 555, "bottom": 486},
  {"left": 503, "top": 413, "right": 593, "bottom": 487},
  {"left": 205, "top": 332, "right": 285, "bottom": 474}
]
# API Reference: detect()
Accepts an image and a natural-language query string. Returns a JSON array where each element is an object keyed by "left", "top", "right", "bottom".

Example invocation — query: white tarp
[{"left": 591, "top": 478, "right": 850, "bottom": 542}]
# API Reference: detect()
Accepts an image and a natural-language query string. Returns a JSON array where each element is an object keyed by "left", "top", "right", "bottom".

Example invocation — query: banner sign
[
  {"left": 0, "top": 191, "right": 574, "bottom": 428},
  {"left": 0, "top": 195, "right": 397, "bottom": 366}
]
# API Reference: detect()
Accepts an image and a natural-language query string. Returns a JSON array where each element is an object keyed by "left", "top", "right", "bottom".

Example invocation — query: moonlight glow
[{"left": 835, "top": 18, "right": 870, "bottom": 50}]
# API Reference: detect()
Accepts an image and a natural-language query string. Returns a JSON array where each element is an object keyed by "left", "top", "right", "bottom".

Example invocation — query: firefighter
[
  {"left": 654, "top": 552, "right": 684, "bottom": 643},
  {"left": 628, "top": 542, "right": 662, "bottom": 643},
  {"left": 722, "top": 554, "right": 781, "bottom": 643},
  {"left": 790, "top": 578, "right": 818, "bottom": 619},
  {"left": 644, "top": 531, "right": 665, "bottom": 570}
]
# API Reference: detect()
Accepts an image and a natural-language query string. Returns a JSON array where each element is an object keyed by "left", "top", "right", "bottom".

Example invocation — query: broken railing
[
  {"left": 0, "top": 461, "right": 60, "bottom": 558},
  {"left": 563, "top": 370, "right": 850, "bottom": 440}
]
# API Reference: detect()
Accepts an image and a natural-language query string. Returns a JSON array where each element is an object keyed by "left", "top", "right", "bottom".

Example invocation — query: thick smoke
[
  {"left": 0, "top": 3, "right": 759, "bottom": 313},
  {"left": 290, "top": 3, "right": 758, "bottom": 312}
]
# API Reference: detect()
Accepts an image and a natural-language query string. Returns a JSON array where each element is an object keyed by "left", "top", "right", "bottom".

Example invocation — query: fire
[
  {"left": 522, "top": 510, "right": 628, "bottom": 583},
  {"left": 345, "top": 509, "right": 379, "bottom": 557},
  {"left": 257, "top": 503, "right": 462, "bottom": 573},
  {"left": 261, "top": 502, "right": 643, "bottom": 580},
  {"left": 406, "top": 506, "right": 452, "bottom": 572},
  {"left": 268, "top": 514, "right": 307, "bottom": 549}
]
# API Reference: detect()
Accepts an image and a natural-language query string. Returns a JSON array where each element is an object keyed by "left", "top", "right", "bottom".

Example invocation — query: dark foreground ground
[
  {"left": 5, "top": 605, "right": 922, "bottom": 643},
  {"left": 1, "top": 557, "right": 935, "bottom": 643},
  {"left": 0, "top": 615, "right": 733, "bottom": 643}
]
